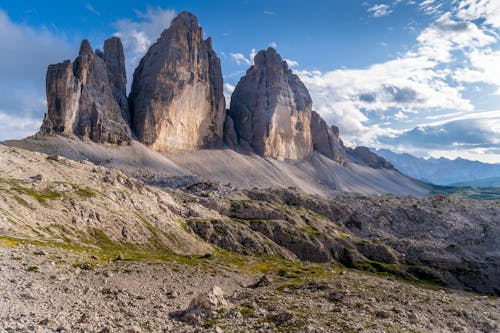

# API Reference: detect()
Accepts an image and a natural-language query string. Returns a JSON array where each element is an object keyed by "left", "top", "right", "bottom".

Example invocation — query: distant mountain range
[{"left": 374, "top": 148, "right": 500, "bottom": 186}]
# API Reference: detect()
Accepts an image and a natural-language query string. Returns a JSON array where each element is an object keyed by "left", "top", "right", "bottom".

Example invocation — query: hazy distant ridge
[{"left": 374, "top": 148, "right": 500, "bottom": 186}]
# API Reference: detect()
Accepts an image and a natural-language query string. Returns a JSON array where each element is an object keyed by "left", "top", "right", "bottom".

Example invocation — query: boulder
[
  {"left": 129, "top": 11, "right": 225, "bottom": 152},
  {"left": 229, "top": 48, "right": 312, "bottom": 160},
  {"left": 181, "top": 286, "right": 229, "bottom": 323},
  {"left": 41, "top": 39, "right": 131, "bottom": 144}
]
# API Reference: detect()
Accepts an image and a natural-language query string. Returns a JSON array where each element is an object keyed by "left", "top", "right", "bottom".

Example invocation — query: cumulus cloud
[
  {"left": 376, "top": 111, "right": 500, "bottom": 162},
  {"left": 297, "top": 0, "right": 500, "bottom": 156},
  {"left": 113, "top": 7, "right": 176, "bottom": 88},
  {"left": 230, "top": 53, "right": 251, "bottom": 66},
  {"left": 284, "top": 59, "right": 299, "bottom": 67},
  {"left": 368, "top": 4, "right": 393, "bottom": 18},
  {"left": 0, "top": 10, "right": 74, "bottom": 140},
  {"left": 454, "top": 49, "right": 500, "bottom": 94}
]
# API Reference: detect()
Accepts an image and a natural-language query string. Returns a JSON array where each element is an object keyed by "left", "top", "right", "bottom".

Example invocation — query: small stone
[
  {"left": 39, "top": 319, "right": 59, "bottom": 330},
  {"left": 273, "top": 310, "right": 294, "bottom": 326},
  {"left": 249, "top": 275, "right": 272, "bottom": 288},
  {"left": 166, "top": 291, "right": 178, "bottom": 299},
  {"left": 376, "top": 310, "right": 391, "bottom": 319},
  {"left": 33, "top": 249, "right": 47, "bottom": 256}
]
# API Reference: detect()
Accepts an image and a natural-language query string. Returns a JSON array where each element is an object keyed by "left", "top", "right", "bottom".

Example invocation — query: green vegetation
[
  {"left": 430, "top": 185, "right": 500, "bottom": 201},
  {"left": 26, "top": 265, "right": 39, "bottom": 272},
  {"left": 75, "top": 187, "right": 96, "bottom": 198},
  {"left": 239, "top": 302, "right": 256, "bottom": 317}
]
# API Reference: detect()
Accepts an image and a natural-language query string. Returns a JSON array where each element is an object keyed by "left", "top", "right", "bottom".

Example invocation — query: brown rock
[
  {"left": 310, "top": 111, "right": 347, "bottom": 164},
  {"left": 129, "top": 11, "right": 225, "bottom": 151},
  {"left": 229, "top": 48, "right": 312, "bottom": 160},
  {"left": 42, "top": 38, "right": 131, "bottom": 144}
]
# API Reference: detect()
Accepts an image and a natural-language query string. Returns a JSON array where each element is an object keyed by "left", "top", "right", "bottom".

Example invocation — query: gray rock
[
  {"left": 41, "top": 39, "right": 131, "bottom": 144},
  {"left": 229, "top": 47, "right": 312, "bottom": 160},
  {"left": 346, "top": 146, "right": 394, "bottom": 169},
  {"left": 310, "top": 111, "right": 347, "bottom": 164},
  {"left": 129, "top": 11, "right": 225, "bottom": 152},
  {"left": 102, "top": 37, "right": 130, "bottom": 125}
]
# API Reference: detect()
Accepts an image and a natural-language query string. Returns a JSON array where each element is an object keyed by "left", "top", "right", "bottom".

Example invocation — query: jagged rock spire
[
  {"left": 129, "top": 11, "right": 225, "bottom": 151},
  {"left": 228, "top": 47, "right": 312, "bottom": 160}
]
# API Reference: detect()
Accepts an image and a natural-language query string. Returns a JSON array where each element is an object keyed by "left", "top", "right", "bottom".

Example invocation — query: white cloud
[
  {"left": 367, "top": 4, "right": 393, "bottom": 18},
  {"left": 284, "top": 59, "right": 299, "bottom": 67},
  {"left": 0, "top": 10, "right": 74, "bottom": 140},
  {"left": 454, "top": 49, "right": 500, "bottom": 94},
  {"left": 224, "top": 83, "right": 235, "bottom": 107},
  {"left": 296, "top": 1, "right": 500, "bottom": 154},
  {"left": 416, "top": 12, "right": 496, "bottom": 62},
  {"left": 230, "top": 53, "right": 251, "bottom": 66},
  {"left": 377, "top": 113, "right": 500, "bottom": 163},
  {"left": 85, "top": 3, "right": 100, "bottom": 16},
  {"left": 263, "top": 11, "right": 276, "bottom": 16},
  {"left": 0, "top": 112, "right": 41, "bottom": 141},
  {"left": 456, "top": 0, "right": 500, "bottom": 29},
  {"left": 113, "top": 7, "right": 176, "bottom": 89}
]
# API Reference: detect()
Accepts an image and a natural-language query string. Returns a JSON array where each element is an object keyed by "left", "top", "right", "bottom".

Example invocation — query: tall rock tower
[
  {"left": 129, "top": 11, "right": 225, "bottom": 152},
  {"left": 228, "top": 48, "right": 312, "bottom": 160},
  {"left": 41, "top": 38, "right": 131, "bottom": 144}
]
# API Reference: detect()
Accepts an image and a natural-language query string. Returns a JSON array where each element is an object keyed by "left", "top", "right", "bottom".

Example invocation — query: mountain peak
[{"left": 79, "top": 39, "right": 93, "bottom": 56}]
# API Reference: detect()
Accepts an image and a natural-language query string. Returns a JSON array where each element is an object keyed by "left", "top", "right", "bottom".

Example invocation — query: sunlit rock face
[
  {"left": 229, "top": 48, "right": 312, "bottom": 161},
  {"left": 42, "top": 39, "right": 131, "bottom": 144},
  {"left": 129, "top": 11, "right": 225, "bottom": 152}
]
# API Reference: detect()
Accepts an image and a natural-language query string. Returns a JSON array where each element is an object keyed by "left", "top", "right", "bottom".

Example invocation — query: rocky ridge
[
  {"left": 41, "top": 39, "right": 131, "bottom": 145},
  {"left": 310, "top": 111, "right": 347, "bottom": 165},
  {"left": 38, "top": 10, "right": 391, "bottom": 171}
]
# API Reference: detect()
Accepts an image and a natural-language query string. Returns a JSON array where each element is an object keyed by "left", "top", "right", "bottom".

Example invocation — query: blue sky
[{"left": 0, "top": 0, "right": 499, "bottom": 163}]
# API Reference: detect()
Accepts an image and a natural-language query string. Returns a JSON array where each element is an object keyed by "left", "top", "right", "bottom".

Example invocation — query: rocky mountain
[
  {"left": 375, "top": 148, "right": 500, "bottom": 186},
  {"left": 346, "top": 146, "right": 395, "bottom": 170},
  {"left": 129, "top": 11, "right": 225, "bottom": 152},
  {"left": 40, "top": 39, "right": 131, "bottom": 145},
  {"left": 228, "top": 48, "right": 312, "bottom": 160},
  {"left": 310, "top": 111, "right": 347, "bottom": 164}
]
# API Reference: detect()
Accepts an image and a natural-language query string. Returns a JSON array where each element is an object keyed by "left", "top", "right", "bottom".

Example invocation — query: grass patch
[
  {"left": 75, "top": 187, "right": 96, "bottom": 198},
  {"left": 26, "top": 265, "right": 39, "bottom": 272}
]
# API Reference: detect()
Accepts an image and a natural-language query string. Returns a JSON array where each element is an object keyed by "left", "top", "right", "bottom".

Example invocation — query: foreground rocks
[
  {"left": 41, "top": 39, "right": 131, "bottom": 144},
  {"left": 129, "top": 11, "right": 225, "bottom": 152},
  {"left": 0, "top": 245, "right": 498, "bottom": 333},
  {"left": 228, "top": 48, "right": 313, "bottom": 160}
]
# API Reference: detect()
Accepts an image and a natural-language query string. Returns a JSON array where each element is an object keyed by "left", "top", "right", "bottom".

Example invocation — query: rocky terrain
[
  {"left": 1, "top": 10, "right": 499, "bottom": 333},
  {"left": 0, "top": 144, "right": 499, "bottom": 332}
]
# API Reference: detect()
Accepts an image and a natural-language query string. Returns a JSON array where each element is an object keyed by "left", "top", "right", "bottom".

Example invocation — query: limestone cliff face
[
  {"left": 228, "top": 48, "right": 312, "bottom": 160},
  {"left": 129, "top": 11, "right": 225, "bottom": 152},
  {"left": 41, "top": 39, "right": 131, "bottom": 144},
  {"left": 102, "top": 37, "right": 130, "bottom": 125},
  {"left": 310, "top": 111, "right": 347, "bottom": 164}
]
